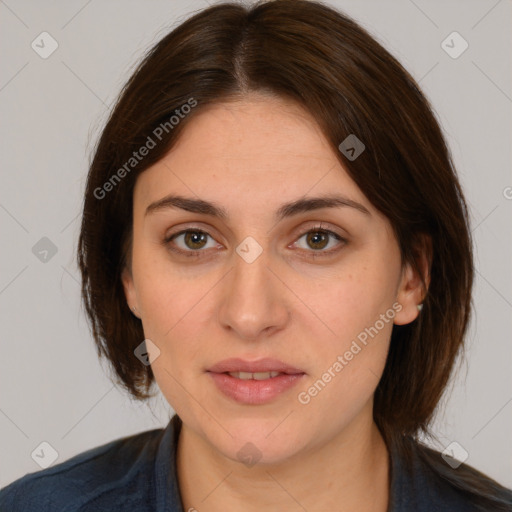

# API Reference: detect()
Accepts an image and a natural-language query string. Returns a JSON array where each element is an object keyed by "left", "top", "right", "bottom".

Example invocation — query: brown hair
[{"left": 77, "top": 1, "right": 509, "bottom": 508}]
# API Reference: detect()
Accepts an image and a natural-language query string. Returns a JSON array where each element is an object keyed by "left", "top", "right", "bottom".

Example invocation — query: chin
[{"left": 205, "top": 415, "right": 308, "bottom": 467}]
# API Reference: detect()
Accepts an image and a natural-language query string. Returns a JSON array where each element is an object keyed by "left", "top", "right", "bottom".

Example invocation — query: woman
[{"left": 1, "top": 1, "right": 511, "bottom": 510}]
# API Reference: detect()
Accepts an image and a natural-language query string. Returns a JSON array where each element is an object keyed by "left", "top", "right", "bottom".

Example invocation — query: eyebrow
[{"left": 145, "top": 193, "right": 371, "bottom": 220}]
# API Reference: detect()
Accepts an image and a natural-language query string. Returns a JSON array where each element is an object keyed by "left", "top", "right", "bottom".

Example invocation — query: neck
[{"left": 176, "top": 408, "right": 391, "bottom": 512}]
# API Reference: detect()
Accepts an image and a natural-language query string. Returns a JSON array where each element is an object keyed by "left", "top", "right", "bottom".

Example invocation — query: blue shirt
[{"left": 1, "top": 414, "right": 511, "bottom": 511}]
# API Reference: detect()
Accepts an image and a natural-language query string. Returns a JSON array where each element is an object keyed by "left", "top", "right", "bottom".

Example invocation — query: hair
[{"left": 77, "top": 0, "right": 510, "bottom": 508}]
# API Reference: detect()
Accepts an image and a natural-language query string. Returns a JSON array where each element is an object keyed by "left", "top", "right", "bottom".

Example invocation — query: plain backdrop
[{"left": 0, "top": 0, "right": 511, "bottom": 489}]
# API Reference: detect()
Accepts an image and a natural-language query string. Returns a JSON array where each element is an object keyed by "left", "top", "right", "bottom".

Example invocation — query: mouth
[{"left": 207, "top": 358, "right": 306, "bottom": 405}]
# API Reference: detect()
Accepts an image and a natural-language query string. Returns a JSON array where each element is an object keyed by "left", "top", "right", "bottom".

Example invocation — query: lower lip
[{"left": 208, "top": 372, "right": 305, "bottom": 405}]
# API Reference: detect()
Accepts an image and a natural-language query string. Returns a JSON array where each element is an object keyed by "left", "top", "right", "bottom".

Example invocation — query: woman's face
[{"left": 123, "top": 94, "right": 422, "bottom": 465}]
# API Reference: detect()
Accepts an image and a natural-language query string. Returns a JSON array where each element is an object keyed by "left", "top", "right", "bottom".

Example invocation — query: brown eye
[
  {"left": 305, "top": 231, "right": 330, "bottom": 250},
  {"left": 293, "top": 229, "right": 346, "bottom": 257},
  {"left": 165, "top": 229, "right": 217, "bottom": 257},
  {"left": 182, "top": 231, "right": 209, "bottom": 250}
]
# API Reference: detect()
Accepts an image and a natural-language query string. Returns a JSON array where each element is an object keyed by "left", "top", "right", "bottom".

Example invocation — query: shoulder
[
  {"left": 0, "top": 426, "right": 165, "bottom": 512},
  {"left": 391, "top": 436, "right": 512, "bottom": 512}
]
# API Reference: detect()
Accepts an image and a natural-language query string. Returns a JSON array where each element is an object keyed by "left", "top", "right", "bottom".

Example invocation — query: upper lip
[{"left": 207, "top": 358, "right": 305, "bottom": 375}]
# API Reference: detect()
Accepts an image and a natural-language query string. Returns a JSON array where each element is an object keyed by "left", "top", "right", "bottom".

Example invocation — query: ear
[
  {"left": 121, "top": 265, "right": 139, "bottom": 315},
  {"left": 393, "top": 234, "right": 431, "bottom": 326}
]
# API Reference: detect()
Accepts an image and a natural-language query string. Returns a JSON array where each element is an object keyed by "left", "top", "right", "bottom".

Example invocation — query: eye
[
  {"left": 165, "top": 229, "right": 219, "bottom": 257},
  {"left": 292, "top": 227, "right": 346, "bottom": 257}
]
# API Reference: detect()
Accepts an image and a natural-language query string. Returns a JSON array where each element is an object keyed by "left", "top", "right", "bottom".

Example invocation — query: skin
[{"left": 122, "top": 93, "right": 428, "bottom": 512}]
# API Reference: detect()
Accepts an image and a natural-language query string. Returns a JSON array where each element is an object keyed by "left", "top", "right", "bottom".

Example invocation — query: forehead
[
  {"left": 134, "top": 95, "right": 374, "bottom": 218},
  {"left": 175, "top": 95, "right": 330, "bottom": 159}
]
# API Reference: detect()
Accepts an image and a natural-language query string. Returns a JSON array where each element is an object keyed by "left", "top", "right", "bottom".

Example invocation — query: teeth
[{"left": 228, "top": 371, "right": 282, "bottom": 380}]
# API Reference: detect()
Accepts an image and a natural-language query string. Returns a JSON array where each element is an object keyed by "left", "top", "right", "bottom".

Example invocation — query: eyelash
[{"left": 163, "top": 225, "right": 347, "bottom": 260}]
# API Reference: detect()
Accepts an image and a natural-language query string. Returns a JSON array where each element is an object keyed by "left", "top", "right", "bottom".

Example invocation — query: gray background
[{"left": 1, "top": 0, "right": 511, "bottom": 488}]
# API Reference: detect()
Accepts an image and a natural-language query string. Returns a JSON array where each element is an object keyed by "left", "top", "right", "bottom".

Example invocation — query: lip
[{"left": 207, "top": 358, "right": 306, "bottom": 405}]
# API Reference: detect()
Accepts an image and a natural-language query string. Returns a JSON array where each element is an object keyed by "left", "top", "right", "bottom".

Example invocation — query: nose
[{"left": 218, "top": 248, "right": 290, "bottom": 341}]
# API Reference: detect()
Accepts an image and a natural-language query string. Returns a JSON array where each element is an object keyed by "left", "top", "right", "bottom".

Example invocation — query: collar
[{"left": 154, "top": 414, "right": 184, "bottom": 512}]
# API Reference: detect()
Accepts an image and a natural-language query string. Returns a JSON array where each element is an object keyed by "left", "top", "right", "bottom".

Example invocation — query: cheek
[
  {"left": 293, "top": 255, "right": 397, "bottom": 399},
  {"left": 137, "top": 269, "right": 213, "bottom": 411},
  {"left": 294, "top": 290, "right": 394, "bottom": 432},
  {"left": 301, "top": 254, "right": 398, "bottom": 342},
  {"left": 134, "top": 255, "right": 219, "bottom": 366}
]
